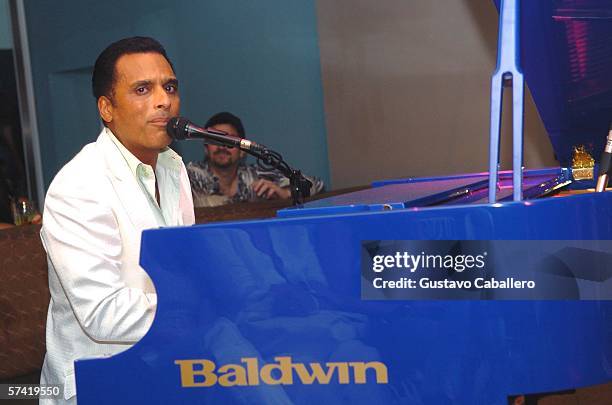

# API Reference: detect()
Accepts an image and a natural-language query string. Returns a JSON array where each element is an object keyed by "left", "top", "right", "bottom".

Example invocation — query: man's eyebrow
[
  {"left": 129, "top": 78, "right": 178, "bottom": 88},
  {"left": 131, "top": 79, "right": 152, "bottom": 88},
  {"left": 164, "top": 78, "right": 179, "bottom": 86}
]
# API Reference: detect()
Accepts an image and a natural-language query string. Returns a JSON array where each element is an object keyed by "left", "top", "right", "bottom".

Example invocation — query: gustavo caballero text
[{"left": 372, "top": 277, "right": 535, "bottom": 289}]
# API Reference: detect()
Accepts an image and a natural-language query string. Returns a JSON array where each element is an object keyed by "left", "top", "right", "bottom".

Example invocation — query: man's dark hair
[
  {"left": 92, "top": 36, "right": 174, "bottom": 100},
  {"left": 205, "top": 112, "right": 245, "bottom": 138}
]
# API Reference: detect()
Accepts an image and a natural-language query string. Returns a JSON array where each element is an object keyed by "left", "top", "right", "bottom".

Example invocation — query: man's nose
[{"left": 154, "top": 86, "right": 171, "bottom": 109}]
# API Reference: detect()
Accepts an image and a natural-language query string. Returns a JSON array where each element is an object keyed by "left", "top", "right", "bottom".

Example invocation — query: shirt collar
[{"left": 105, "top": 127, "right": 183, "bottom": 174}]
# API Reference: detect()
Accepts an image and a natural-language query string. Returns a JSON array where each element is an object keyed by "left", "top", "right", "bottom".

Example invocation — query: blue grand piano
[{"left": 75, "top": 1, "right": 612, "bottom": 403}]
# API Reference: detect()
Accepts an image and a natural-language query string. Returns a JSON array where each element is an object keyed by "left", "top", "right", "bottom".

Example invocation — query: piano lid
[
  {"left": 278, "top": 168, "right": 570, "bottom": 218},
  {"left": 511, "top": 0, "right": 612, "bottom": 165}
]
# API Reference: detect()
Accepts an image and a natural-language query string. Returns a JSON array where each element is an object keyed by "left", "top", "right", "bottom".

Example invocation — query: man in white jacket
[{"left": 39, "top": 37, "right": 195, "bottom": 404}]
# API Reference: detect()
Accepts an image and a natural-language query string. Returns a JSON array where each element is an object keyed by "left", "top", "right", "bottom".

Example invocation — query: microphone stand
[
  {"left": 595, "top": 124, "right": 612, "bottom": 192},
  {"left": 243, "top": 146, "right": 312, "bottom": 206}
]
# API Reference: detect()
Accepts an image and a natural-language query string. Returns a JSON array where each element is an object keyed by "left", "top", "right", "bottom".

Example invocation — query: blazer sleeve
[
  {"left": 41, "top": 181, "right": 155, "bottom": 344},
  {"left": 179, "top": 161, "right": 195, "bottom": 225}
]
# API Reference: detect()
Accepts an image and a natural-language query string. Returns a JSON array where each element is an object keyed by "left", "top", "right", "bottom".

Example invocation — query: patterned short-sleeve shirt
[{"left": 187, "top": 160, "right": 325, "bottom": 206}]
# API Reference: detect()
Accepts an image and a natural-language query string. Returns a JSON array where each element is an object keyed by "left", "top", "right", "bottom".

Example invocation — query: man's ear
[
  {"left": 97, "top": 96, "right": 113, "bottom": 124},
  {"left": 239, "top": 150, "right": 246, "bottom": 160}
]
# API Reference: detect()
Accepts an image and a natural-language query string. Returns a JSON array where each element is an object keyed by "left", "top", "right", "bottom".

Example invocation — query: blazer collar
[{"left": 96, "top": 128, "right": 159, "bottom": 230}]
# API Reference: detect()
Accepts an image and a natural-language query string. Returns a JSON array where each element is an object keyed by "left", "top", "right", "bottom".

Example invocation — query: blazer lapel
[{"left": 96, "top": 130, "right": 159, "bottom": 231}]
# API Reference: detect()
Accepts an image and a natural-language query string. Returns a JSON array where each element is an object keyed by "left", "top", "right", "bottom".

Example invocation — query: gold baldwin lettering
[{"left": 174, "top": 356, "right": 389, "bottom": 387}]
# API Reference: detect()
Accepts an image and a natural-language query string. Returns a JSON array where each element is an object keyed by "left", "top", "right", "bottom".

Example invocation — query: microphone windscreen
[{"left": 166, "top": 117, "right": 188, "bottom": 140}]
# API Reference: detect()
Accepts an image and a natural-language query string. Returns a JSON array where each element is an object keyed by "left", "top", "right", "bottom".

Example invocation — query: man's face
[
  {"left": 99, "top": 52, "right": 179, "bottom": 161},
  {"left": 206, "top": 123, "right": 244, "bottom": 169}
]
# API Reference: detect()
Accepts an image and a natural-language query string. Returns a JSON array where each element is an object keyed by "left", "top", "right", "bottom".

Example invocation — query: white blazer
[{"left": 39, "top": 130, "right": 195, "bottom": 403}]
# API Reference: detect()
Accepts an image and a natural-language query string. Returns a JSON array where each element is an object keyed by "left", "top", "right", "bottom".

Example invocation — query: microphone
[
  {"left": 166, "top": 117, "right": 267, "bottom": 153},
  {"left": 595, "top": 124, "right": 612, "bottom": 192}
]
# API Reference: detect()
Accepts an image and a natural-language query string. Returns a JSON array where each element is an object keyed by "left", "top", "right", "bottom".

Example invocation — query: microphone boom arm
[{"left": 246, "top": 147, "right": 312, "bottom": 206}]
